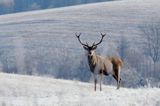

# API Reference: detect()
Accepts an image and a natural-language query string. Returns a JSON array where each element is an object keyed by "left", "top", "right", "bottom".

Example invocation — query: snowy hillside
[
  {"left": 0, "top": 0, "right": 160, "bottom": 49},
  {"left": 0, "top": 72, "right": 159, "bottom": 106},
  {"left": 0, "top": 0, "right": 160, "bottom": 87}
]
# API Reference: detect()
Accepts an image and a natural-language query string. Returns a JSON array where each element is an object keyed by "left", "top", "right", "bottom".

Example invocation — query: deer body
[
  {"left": 88, "top": 54, "right": 113, "bottom": 75},
  {"left": 76, "top": 33, "right": 123, "bottom": 91}
]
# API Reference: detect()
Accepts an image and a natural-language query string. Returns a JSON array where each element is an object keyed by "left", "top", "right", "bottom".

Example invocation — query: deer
[{"left": 75, "top": 33, "right": 123, "bottom": 91}]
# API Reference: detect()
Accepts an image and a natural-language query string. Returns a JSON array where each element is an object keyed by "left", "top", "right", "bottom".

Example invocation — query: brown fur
[
  {"left": 100, "top": 63, "right": 109, "bottom": 75},
  {"left": 108, "top": 56, "right": 123, "bottom": 89},
  {"left": 108, "top": 56, "right": 123, "bottom": 67}
]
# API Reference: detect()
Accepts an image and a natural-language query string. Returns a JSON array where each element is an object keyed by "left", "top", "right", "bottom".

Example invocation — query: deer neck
[{"left": 88, "top": 51, "right": 97, "bottom": 72}]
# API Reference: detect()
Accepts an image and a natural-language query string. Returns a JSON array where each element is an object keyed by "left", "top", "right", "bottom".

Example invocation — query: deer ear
[
  {"left": 83, "top": 46, "right": 88, "bottom": 50},
  {"left": 92, "top": 45, "right": 97, "bottom": 50}
]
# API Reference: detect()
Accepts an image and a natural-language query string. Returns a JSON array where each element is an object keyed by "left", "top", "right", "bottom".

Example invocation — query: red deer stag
[{"left": 75, "top": 33, "right": 123, "bottom": 91}]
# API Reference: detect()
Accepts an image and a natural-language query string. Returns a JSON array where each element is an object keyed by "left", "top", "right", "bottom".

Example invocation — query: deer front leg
[
  {"left": 94, "top": 78, "right": 97, "bottom": 91},
  {"left": 94, "top": 74, "right": 97, "bottom": 91},
  {"left": 100, "top": 74, "right": 103, "bottom": 91}
]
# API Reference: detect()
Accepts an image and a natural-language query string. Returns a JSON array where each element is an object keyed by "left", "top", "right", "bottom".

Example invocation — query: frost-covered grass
[
  {"left": 0, "top": 0, "right": 160, "bottom": 105},
  {"left": 0, "top": 72, "right": 159, "bottom": 106}
]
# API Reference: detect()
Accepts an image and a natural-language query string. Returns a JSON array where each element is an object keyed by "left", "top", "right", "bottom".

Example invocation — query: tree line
[{"left": 0, "top": 0, "right": 113, "bottom": 15}]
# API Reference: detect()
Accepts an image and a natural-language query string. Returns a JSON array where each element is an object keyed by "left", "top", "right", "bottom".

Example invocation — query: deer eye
[
  {"left": 83, "top": 46, "right": 88, "bottom": 50},
  {"left": 92, "top": 45, "right": 97, "bottom": 50}
]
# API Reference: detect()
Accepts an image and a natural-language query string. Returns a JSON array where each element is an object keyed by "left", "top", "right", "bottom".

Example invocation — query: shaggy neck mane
[{"left": 88, "top": 51, "right": 97, "bottom": 72}]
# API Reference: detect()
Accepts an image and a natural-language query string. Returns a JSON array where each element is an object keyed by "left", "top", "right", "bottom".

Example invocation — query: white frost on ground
[
  {"left": 0, "top": 73, "right": 159, "bottom": 106},
  {"left": 0, "top": 0, "right": 160, "bottom": 105}
]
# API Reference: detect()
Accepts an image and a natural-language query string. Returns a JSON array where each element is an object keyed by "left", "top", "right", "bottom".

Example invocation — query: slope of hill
[
  {"left": 0, "top": 0, "right": 160, "bottom": 40},
  {"left": 0, "top": 72, "right": 159, "bottom": 106},
  {"left": 0, "top": 0, "right": 160, "bottom": 87}
]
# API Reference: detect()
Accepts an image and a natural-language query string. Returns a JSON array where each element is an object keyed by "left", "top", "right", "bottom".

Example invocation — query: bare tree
[
  {"left": 140, "top": 21, "right": 160, "bottom": 78},
  {"left": 118, "top": 35, "right": 129, "bottom": 61},
  {"left": 140, "top": 22, "right": 160, "bottom": 62}
]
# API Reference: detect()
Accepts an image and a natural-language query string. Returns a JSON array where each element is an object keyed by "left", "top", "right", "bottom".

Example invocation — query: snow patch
[{"left": 0, "top": 73, "right": 159, "bottom": 106}]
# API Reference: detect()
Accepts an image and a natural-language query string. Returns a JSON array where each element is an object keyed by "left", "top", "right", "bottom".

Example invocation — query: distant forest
[{"left": 0, "top": 0, "right": 113, "bottom": 15}]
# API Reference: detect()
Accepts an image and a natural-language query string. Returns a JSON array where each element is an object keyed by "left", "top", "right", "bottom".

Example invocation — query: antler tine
[
  {"left": 101, "top": 33, "right": 106, "bottom": 37},
  {"left": 92, "top": 42, "right": 96, "bottom": 47},
  {"left": 93, "top": 33, "right": 106, "bottom": 46},
  {"left": 75, "top": 33, "right": 88, "bottom": 46},
  {"left": 75, "top": 32, "right": 81, "bottom": 38}
]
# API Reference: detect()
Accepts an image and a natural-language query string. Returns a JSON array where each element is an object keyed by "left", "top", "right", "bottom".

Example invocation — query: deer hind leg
[
  {"left": 118, "top": 66, "right": 121, "bottom": 89},
  {"left": 112, "top": 75, "right": 118, "bottom": 89},
  {"left": 113, "top": 67, "right": 121, "bottom": 89}
]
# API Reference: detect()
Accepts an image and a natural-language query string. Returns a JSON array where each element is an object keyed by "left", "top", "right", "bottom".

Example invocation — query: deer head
[{"left": 75, "top": 33, "right": 106, "bottom": 57}]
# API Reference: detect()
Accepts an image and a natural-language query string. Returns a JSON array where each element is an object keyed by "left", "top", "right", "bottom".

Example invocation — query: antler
[
  {"left": 93, "top": 33, "right": 106, "bottom": 46},
  {"left": 75, "top": 33, "right": 88, "bottom": 47}
]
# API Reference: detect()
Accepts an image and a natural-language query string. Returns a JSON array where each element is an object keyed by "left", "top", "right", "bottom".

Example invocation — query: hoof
[{"left": 116, "top": 86, "right": 120, "bottom": 90}]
